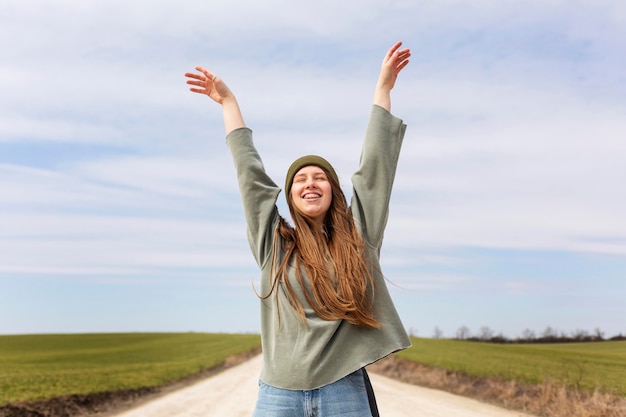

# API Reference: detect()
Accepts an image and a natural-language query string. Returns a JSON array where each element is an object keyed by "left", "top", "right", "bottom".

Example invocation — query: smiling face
[{"left": 289, "top": 165, "right": 333, "bottom": 225}]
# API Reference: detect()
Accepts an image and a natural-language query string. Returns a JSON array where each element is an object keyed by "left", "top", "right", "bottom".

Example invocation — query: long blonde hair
[{"left": 263, "top": 168, "right": 380, "bottom": 328}]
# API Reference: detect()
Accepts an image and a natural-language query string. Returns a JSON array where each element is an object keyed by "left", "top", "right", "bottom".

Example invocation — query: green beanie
[{"left": 284, "top": 155, "right": 339, "bottom": 199}]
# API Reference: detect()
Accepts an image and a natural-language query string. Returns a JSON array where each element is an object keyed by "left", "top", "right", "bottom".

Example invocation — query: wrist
[
  {"left": 373, "top": 89, "right": 391, "bottom": 112},
  {"left": 221, "top": 95, "right": 238, "bottom": 106}
]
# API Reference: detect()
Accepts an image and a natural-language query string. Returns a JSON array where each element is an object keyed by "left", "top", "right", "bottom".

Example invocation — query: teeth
[{"left": 303, "top": 193, "right": 320, "bottom": 199}]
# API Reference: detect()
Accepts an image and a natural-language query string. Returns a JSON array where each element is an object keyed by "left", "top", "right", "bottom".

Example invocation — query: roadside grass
[
  {"left": 0, "top": 333, "right": 261, "bottom": 405},
  {"left": 397, "top": 338, "right": 626, "bottom": 396},
  {"left": 370, "top": 337, "right": 626, "bottom": 417}
]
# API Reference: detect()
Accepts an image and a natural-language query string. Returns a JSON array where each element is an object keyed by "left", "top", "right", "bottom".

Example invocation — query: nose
[{"left": 304, "top": 177, "right": 318, "bottom": 188}]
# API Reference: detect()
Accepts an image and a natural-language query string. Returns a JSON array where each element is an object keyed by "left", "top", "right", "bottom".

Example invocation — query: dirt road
[{"left": 113, "top": 354, "right": 535, "bottom": 417}]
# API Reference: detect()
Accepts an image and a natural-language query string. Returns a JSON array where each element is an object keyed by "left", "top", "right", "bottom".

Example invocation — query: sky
[{"left": 1, "top": 0, "right": 625, "bottom": 339}]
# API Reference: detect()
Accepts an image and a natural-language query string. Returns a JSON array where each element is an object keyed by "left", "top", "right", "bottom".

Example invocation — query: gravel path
[{"left": 112, "top": 355, "right": 535, "bottom": 417}]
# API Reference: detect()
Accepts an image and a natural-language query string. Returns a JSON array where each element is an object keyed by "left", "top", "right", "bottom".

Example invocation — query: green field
[
  {"left": 0, "top": 333, "right": 261, "bottom": 405},
  {"left": 398, "top": 338, "right": 626, "bottom": 396},
  {"left": 3, "top": 334, "right": 624, "bottom": 406}
]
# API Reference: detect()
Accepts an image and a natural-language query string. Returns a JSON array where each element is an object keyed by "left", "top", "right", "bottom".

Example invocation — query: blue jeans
[{"left": 252, "top": 368, "right": 373, "bottom": 417}]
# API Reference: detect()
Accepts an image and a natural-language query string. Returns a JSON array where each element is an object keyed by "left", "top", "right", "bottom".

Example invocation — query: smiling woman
[{"left": 185, "top": 42, "right": 411, "bottom": 417}]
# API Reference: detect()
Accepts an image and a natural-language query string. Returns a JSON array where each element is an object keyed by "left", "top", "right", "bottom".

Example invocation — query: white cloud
[{"left": 0, "top": 212, "right": 254, "bottom": 272}]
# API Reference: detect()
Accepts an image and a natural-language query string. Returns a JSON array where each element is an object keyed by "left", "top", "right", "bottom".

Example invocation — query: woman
[{"left": 185, "top": 41, "right": 412, "bottom": 417}]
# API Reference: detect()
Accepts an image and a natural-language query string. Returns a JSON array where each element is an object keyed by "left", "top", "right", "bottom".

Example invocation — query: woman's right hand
[
  {"left": 185, "top": 66, "right": 246, "bottom": 133},
  {"left": 185, "top": 66, "right": 234, "bottom": 105}
]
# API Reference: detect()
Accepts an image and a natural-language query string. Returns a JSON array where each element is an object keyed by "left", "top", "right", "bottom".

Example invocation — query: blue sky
[{"left": 1, "top": 0, "right": 625, "bottom": 339}]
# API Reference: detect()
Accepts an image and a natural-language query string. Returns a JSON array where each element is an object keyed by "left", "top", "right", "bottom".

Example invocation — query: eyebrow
[{"left": 295, "top": 169, "right": 326, "bottom": 178}]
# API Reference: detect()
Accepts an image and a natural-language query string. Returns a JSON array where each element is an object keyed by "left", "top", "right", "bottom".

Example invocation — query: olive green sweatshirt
[{"left": 226, "top": 105, "right": 411, "bottom": 390}]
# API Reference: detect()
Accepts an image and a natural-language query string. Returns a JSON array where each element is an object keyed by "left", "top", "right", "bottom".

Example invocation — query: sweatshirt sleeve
[
  {"left": 226, "top": 127, "right": 281, "bottom": 268},
  {"left": 351, "top": 105, "right": 407, "bottom": 250}
]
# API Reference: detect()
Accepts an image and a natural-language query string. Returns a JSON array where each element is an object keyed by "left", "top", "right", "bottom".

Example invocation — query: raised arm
[
  {"left": 185, "top": 66, "right": 280, "bottom": 267},
  {"left": 185, "top": 66, "right": 245, "bottom": 135},
  {"left": 372, "top": 41, "right": 411, "bottom": 112},
  {"left": 352, "top": 42, "right": 409, "bottom": 248}
]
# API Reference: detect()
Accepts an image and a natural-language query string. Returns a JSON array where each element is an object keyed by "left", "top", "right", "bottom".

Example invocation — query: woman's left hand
[
  {"left": 373, "top": 41, "right": 410, "bottom": 110},
  {"left": 377, "top": 41, "right": 411, "bottom": 92}
]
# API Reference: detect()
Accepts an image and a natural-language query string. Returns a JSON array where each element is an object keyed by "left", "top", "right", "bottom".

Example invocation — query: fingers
[
  {"left": 387, "top": 41, "right": 403, "bottom": 58},
  {"left": 396, "top": 58, "right": 410, "bottom": 74},
  {"left": 196, "top": 66, "right": 218, "bottom": 82},
  {"left": 184, "top": 66, "right": 219, "bottom": 95},
  {"left": 389, "top": 43, "right": 410, "bottom": 72},
  {"left": 395, "top": 50, "right": 410, "bottom": 69},
  {"left": 184, "top": 73, "right": 206, "bottom": 89},
  {"left": 384, "top": 42, "right": 410, "bottom": 69},
  {"left": 396, "top": 49, "right": 411, "bottom": 60},
  {"left": 186, "top": 80, "right": 205, "bottom": 88},
  {"left": 184, "top": 72, "right": 201, "bottom": 81},
  {"left": 184, "top": 67, "right": 217, "bottom": 84},
  {"left": 184, "top": 73, "right": 205, "bottom": 91}
]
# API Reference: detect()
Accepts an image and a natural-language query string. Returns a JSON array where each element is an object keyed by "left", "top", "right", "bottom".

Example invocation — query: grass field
[
  {"left": 398, "top": 337, "right": 626, "bottom": 396},
  {"left": 3, "top": 333, "right": 624, "bottom": 409},
  {"left": 0, "top": 332, "right": 261, "bottom": 405}
]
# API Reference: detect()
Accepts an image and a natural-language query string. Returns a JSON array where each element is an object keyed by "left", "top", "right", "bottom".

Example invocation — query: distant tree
[
  {"left": 479, "top": 326, "right": 494, "bottom": 341},
  {"left": 572, "top": 329, "right": 589, "bottom": 341},
  {"left": 542, "top": 326, "right": 558, "bottom": 339},
  {"left": 594, "top": 327, "right": 605, "bottom": 341},
  {"left": 521, "top": 328, "right": 536, "bottom": 341},
  {"left": 490, "top": 332, "right": 508, "bottom": 344},
  {"left": 432, "top": 326, "right": 444, "bottom": 339},
  {"left": 456, "top": 325, "right": 471, "bottom": 340}
]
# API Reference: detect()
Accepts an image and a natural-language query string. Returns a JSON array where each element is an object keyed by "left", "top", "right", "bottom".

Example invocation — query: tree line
[{"left": 429, "top": 325, "right": 626, "bottom": 343}]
